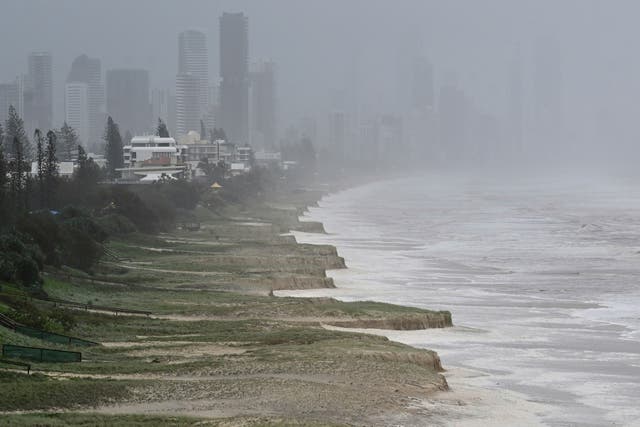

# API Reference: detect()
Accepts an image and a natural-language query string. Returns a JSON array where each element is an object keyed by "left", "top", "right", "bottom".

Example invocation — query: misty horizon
[{"left": 3, "top": 0, "right": 640, "bottom": 169}]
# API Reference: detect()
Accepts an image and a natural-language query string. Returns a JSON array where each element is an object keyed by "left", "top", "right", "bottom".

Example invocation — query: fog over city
[
  {"left": 3, "top": 0, "right": 640, "bottom": 172},
  {"left": 4, "top": 3, "right": 640, "bottom": 426}
]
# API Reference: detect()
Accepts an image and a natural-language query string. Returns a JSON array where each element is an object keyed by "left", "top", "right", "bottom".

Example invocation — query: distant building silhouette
[
  {"left": 411, "top": 57, "right": 434, "bottom": 112},
  {"left": 27, "top": 52, "right": 53, "bottom": 132},
  {"left": 250, "top": 61, "right": 277, "bottom": 150},
  {"left": 0, "top": 79, "right": 21, "bottom": 124},
  {"left": 106, "top": 69, "right": 151, "bottom": 137},
  {"left": 66, "top": 54, "right": 104, "bottom": 148},
  {"left": 438, "top": 78, "right": 469, "bottom": 163},
  {"left": 64, "top": 82, "right": 89, "bottom": 144},
  {"left": 176, "top": 29, "right": 208, "bottom": 139},
  {"left": 508, "top": 48, "right": 524, "bottom": 155},
  {"left": 152, "top": 88, "right": 175, "bottom": 136},
  {"left": 533, "top": 39, "right": 564, "bottom": 156},
  {"left": 175, "top": 73, "right": 201, "bottom": 140},
  {"left": 219, "top": 12, "right": 249, "bottom": 144}
]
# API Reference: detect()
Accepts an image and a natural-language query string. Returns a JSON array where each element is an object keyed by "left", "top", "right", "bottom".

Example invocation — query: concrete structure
[
  {"left": 64, "top": 82, "right": 89, "bottom": 144},
  {"left": 219, "top": 12, "right": 249, "bottom": 144},
  {"left": 175, "top": 73, "right": 201, "bottom": 139},
  {"left": 0, "top": 79, "right": 21, "bottom": 123},
  {"left": 152, "top": 88, "right": 173, "bottom": 134},
  {"left": 179, "top": 131, "right": 253, "bottom": 176},
  {"left": 31, "top": 161, "right": 75, "bottom": 178},
  {"left": 254, "top": 150, "right": 281, "bottom": 168},
  {"left": 411, "top": 57, "right": 434, "bottom": 112},
  {"left": 250, "top": 61, "right": 277, "bottom": 150},
  {"left": 178, "top": 30, "right": 208, "bottom": 120},
  {"left": 27, "top": 52, "right": 53, "bottom": 132},
  {"left": 106, "top": 69, "right": 151, "bottom": 137},
  {"left": 120, "top": 135, "right": 188, "bottom": 182},
  {"left": 67, "top": 54, "right": 104, "bottom": 149}
]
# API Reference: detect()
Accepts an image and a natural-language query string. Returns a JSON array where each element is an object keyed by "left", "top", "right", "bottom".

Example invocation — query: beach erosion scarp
[{"left": 1, "top": 186, "right": 454, "bottom": 427}]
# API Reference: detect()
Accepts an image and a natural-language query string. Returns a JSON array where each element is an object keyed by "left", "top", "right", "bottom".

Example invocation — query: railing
[
  {"left": 0, "top": 357, "right": 31, "bottom": 373},
  {"left": 2, "top": 344, "right": 82, "bottom": 363},
  {"left": 0, "top": 313, "right": 20, "bottom": 330}
]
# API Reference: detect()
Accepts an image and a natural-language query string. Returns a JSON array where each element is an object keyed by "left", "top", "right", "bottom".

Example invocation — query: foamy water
[{"left": 279, "top": 174, "right": 640, "bottom": 426}]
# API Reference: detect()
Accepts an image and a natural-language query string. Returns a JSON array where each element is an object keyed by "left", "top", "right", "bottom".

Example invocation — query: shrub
[{"left": 0, "top": 232, "right": 43, "bottom": 288}]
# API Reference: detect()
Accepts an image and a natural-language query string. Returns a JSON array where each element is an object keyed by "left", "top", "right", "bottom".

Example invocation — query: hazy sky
[{"left": 3, "top": 0, "right": 640, "bottom": 158}]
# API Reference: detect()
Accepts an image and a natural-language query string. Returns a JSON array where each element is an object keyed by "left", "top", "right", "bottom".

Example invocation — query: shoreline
[
  {"left": 1, "top": 182, "right": 458, "bottom": 426},
  {"left": 277, "top": 182, "right": 550, "bottom": 426}
]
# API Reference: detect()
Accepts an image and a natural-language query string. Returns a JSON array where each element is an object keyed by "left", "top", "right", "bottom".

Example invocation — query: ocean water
[{"left": 280, "top": 174, "right": 640, "bottom": 426}]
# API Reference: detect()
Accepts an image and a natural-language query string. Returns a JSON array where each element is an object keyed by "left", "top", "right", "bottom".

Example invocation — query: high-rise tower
[
  {"left": 27, "top": 52, "right": 53, "bottom": 132},
  {"left": 175, "top": 73, "right": 201, "bottom": 139},
  {"left": 106, "top": 69, "right": 151, "bottom": 137},
  {"left": 177, "top": 30, "right": 208, "bottom": 125},
  {"left": 66, "top": 54, "right": 104, "bottom": 147},
  {"left": 219, "top": 12, "right": 249, "bottom": 144},
  {"left": 250, "top": 61, "right": 276, "bottom": 150}
]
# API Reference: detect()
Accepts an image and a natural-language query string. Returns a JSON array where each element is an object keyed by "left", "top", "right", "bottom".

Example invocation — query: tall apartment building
[
  {"left": 219, "top": 12, "right": 249, "bottom": 144},
  {"left": 66, "top": 54, "right": 104, "bottom": 147},
  {"left": 178, "top": 30, "right": 208, "bottom": 117},
  {"left": 64, "top": 82, "right": 89, "bottom": 144},
  {"left": 106, "top": 68, "right": 151, "bottom": 137},
  {"left": 250, "top": 61, "right": 276, "bottom": 150},
  {"left": 175, "top": 73, "right": 201, "bottom": 141},
  {"left": 27, "top": 52, "right": 53, "bottom": 132}
]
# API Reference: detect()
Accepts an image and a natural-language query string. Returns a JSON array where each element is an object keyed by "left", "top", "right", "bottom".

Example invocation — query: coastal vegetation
[{"left": 0, "top": 110, "right": 452, "bottom": 425}]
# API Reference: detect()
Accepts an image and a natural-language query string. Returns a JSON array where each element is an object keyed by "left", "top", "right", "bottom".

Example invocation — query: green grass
[
  {"left": 0, "top": 414, "right": 348, "bottom": 426},
  {"left": 0, "top": 371, "right": 138, "bottom": 411}
]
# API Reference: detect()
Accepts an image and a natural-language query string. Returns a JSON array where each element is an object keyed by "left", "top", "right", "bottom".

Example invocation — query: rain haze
[
  {"left": 2, "top": 1, "right": 640, "bottom": 427},
  {"left": 3, "top": 0, "right": 640, "bottom": 169}
]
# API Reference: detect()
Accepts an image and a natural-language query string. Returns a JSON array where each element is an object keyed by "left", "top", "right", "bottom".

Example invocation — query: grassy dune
[{"left": 0, "top": 191, "right": 451, "bottom": 426}]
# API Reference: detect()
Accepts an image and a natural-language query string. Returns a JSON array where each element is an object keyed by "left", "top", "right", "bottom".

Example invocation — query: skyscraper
[
  {"left": 106, "top": 69, "right": 151, "bottom": 136},
  {"left": 152, "top": 88, "right": 172, "bottom": 132},
  {"left": 219, "top": 12, "right": 249, "bottom": 144},
  {"left": 64, "top": 82, "right": 89, "bottom": 144},
  {"left": 438, "top": 78, "right": 469, "bottom": 163},
  {"left": 0, "top": 79, "right": 21, "bottom": 124},
  {"left": 533, "top": 38, "right": 564, "bottom": 156},
  {"left": 27, "top": 52, "right": 53, "bottom": 132},
  {"left": 175, "top": 73, "right": 201, "bottom": 140},
  {"left": 67, "top": 54, "right": 104, "bottom": 148},
  {"left": 411, "top": 56, "right": 434, "bottom": 112},
  {"left": 177, "top": 30, "right": 208, "bottom": 118},
  {"left": 508, "top": 48, "right": 524, "bottom": 155},
  {"left": 250, "top": 61, "right": 276, "bottom": 150}
]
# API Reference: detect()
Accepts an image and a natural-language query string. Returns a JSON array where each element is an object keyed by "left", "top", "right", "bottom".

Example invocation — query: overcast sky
[{"left": 3, "top": 0, "right": 640, "bottom": 158}]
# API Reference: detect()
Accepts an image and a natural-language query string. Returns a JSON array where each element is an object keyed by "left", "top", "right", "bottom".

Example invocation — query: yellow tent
[{"left": 210, "top": 182, "right": 223, "bottom": 189}]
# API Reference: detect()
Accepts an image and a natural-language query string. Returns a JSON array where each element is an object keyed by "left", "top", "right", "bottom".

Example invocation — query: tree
[
  {"left": 5, "top": 105, "right": 32, "bottom": 160},
  {"left": 35, "top": 130, "right": 45, "bottom": 208},
  {"left": 197, "top": 157, "right": 229, "bottom": 184},
  {"left": 212, "top": 128, "right": 227, "bottom": 141},
  {"left": 0, "top": 140, "right": 8, "bottom": 224},
  {"left": 157, "top": 118, "right": 170, "bottom": 137},
  {"left": 74, "top": 145, "right": 101, "bottom": 191},
  {"left": 57, "top": 122, "right": 79, "bottom": 161},
  {"left": 43, "top": 131, "right": 59, "bottom": 207},
  {"left": 104, "top": 116, "right": 124, "bottom": 179},
  {"left": 9, "top": 136, "right": 26, "bottom": 212}
]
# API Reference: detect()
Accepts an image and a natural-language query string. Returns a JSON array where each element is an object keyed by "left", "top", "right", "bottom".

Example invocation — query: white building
[
  {"left": 119, "top": 135, "right": 188, "bottom": 182},
  {"left": 178, "top": 30, "right": 208, "bottom": 118},
  {"left": 31, "top": 161, "right": 75, "bottom": 178},
  {"left": 0, "top": 79, "right": 21, "bottom": 124},
  {"left": 64, "top": 82, "right": 90, "bottom": 144},
  {"left": 175, "top": 73, "right": 201, "bottom": 139}
]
